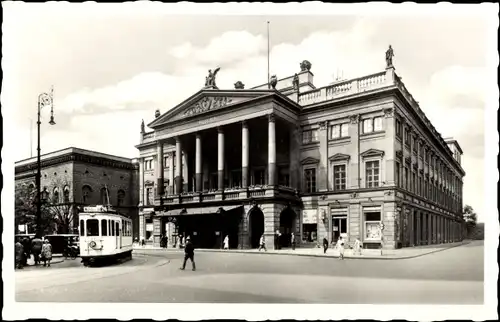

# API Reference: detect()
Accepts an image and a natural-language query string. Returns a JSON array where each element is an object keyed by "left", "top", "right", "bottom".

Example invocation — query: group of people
[
  {"left": 322, "top": 236, "right": 363, "bottom": 259},
  {"left": 15, "top": 236, "right": 53, "bottom": 269}
]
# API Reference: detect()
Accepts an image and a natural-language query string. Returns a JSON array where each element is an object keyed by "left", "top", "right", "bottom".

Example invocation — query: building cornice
[{"left": 15, "top": 152, "right": 139, "bottom": 174}]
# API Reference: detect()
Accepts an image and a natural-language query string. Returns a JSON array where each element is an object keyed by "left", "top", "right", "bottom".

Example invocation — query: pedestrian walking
[
  {"left": 31, "top": 235, "right": 43, "bottom": 266},
  {"left": 180, "top": 236, "right": 196, "bottom": 271},
  {"left": 223, "top": 235, "right": 229, "bottom": 250},
  {"left": 323, "top": 236, "right": 329, "bottom": 254},
  {"left": 41, "top": 239, "right": 53, "bottom": 267},
  {"left": 21, "top": 237, "right": 31, "bottom": 266},
  {"left": 291, "top": 232, "right": 296, "bottom": 250},
  {"left": 337, "top": 236, "right": 345, "bottom": 260},
  {"left": 15, "top": 240, "right": 24, "bottom": 269},
  {"left": 258, "top": 234, "right": 267, "bottom": 252},
  {"left": 353, "top": 238, "right": 362, "bottom": 256}
]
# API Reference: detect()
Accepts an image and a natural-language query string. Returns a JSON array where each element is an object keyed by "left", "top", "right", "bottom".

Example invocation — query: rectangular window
[
  {"left": 362, "top": 119, "right": 373, "bottom": 133},
  {"left": 364, "top": 211, "right": 382, "bottom": 240},
  {"left": 404, "top": 167, "right": 409, "bottom": 190},
  {"left": 395, "top": 162, "right": 400, "bottom": 187},
  {"left": 253, "top": 169, "right": 265, "bottom": 186},
  {"left": 330, "top": 123, "right": 349, "bottom": 139},
  {"left": 110, "top": 220, "right": 115, "bottom": 236},
  {"left": 412, "top": 172, "right": 417, "bottom": 193},
  {"left": 79, "top": 219, "right": 85, "bottom": 236},
  {"left": 396, "top": 119, "right": 402, "bottom": 138},
  {"left": 302, "top": 129, "right": 319, "bottom": 144},
  {"left": 373, "top": 117, "right": 383, "bottom": 131},
  {"left": 304, "top": 168, "right": 317, "bottom": 193},
  {"left": 101, "top": 219, "right": 108, "bottom": 236},
  {"left": 87, "top": 219, "right": 99, "bottom": 237},
  {"left": 146, "top": 187, "right": 153, "bottom": 205},
  {"left": 116, "top": 222, "right": 120, "bottom": 236},
  {"left": 365, "top": 161, "right": 380, "bottom": 188},
  {"left": 333, "top": 165, "right": 346, "bottom": 190}
]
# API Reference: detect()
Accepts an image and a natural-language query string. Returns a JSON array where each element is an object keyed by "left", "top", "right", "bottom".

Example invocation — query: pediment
[
  {"left": 360, "top": 148, "right": 385, "bottom": 159},
  {"left": 301, "top": 157, "right": 320, "bottom": 165},
  {"left": 148, "top": 90, "right": 273, "bottom": 128},
  {"left": 328, "top": 153, "right": 350, "bottom": 162}
]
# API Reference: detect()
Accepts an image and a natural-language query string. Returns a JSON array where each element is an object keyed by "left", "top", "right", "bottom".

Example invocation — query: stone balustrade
[{"left": 299, "top": 71, "right": 389, "bottom": 106}]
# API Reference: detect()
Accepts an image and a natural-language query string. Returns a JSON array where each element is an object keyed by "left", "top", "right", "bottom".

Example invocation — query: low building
[
  {"left": 15, "top": 147, "right": 140, "bottom": 238},
  {"left": 136, "top": 50, "right": 465, "bottom": 249}
]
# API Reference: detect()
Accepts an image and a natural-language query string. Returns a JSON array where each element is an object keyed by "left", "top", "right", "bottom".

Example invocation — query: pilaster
[{"left": 349, "top": 114, "right": 360, "bottom": 189}]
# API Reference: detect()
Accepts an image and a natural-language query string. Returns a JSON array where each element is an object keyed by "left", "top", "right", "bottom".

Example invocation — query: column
[
  {"left": 195, "top": 134, "right": 202, "bottom": 192},
  {"left": 168, "top": 153, "right": 174, "bottom": 195},
  {"left": 156, "top": 141, "right": 164, "bottom": 197},
  {"left": 139, "top": 157, "right": 144, "bottom": 205},
  {"left": 422, "top": 212, "right": 427, "bottom": 245},
  {"left": 289, "top": 124, "right": 300, "bottom": 189},
  {"left": 175, "top": 137, "right": 183, "bottom": 194},
  {"left": 427, "top": 213, "right": 432, "bottom": 245},
  {"left": 318, "top": 121, "right": 328, "bottom": 191},
  {"left": 349, "top": 114, "right": 360, "bottom": 188},
  {"left": 182, "top": 152, "right": 189, "bottom": 192},
  {"left": 268, "top": 113, "right": 277, "bottom": 186},
  {"left": 416, "top": 210, "right": 421, "bottom": 245},
  {"left": 384, "top": 107, "right": 396, "bottom": 185},
  {"left": 242, "top": 121, "right": 249, "bottom": 188},
  {"left": 218, "top": 126, "right": 225, "bottom": 190},
  {"left": 409, "top": 208, "right": 415, "bottom": 246}
]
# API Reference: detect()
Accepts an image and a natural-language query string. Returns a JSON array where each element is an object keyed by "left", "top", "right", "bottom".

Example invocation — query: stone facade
[
  {"left": 136, "top": 62, "right": 466, "bottom": 250},
  {"left": 15, "top": 147, "right": 140, "bottom": 238}
]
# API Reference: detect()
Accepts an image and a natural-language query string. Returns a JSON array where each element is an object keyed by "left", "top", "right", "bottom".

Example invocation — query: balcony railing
[{"left": 154, "top": 185, "right": 298, "bottom": 205}]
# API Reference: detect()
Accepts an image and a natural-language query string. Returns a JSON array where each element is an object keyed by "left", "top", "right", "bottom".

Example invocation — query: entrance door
[
  {"left": 249, "top": 208, "right": 264, "bottom": 248},
  {"left": 332, "top": 216, "right": 347, "bottom": 242}
]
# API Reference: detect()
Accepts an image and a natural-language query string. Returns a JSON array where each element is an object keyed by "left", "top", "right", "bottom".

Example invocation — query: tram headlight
[{"left": 89, "top": 241, "right": 97, "bottom": 248}]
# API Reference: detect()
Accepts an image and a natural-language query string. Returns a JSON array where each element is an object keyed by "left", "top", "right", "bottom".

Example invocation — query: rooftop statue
[
  {"left": 140, "top": 119, "right": 145, "bottom": 133},
  {"left": 386, "top": 45, "right": 395, "bottom": 68},
  {"left": 234, "top": 81, "right": 245, "bottom": 89},
  {"left": 292, "top": 73, "right": 299, "bottom": 90},
  {"left": 269, "top": 75, "right": 278, "bottom": 89},
  {"left": 205, "top": 67, "right": 220, "bottom": 88},
  {"left": 300, "top": 60, "right": 312, "bottom": 72}
]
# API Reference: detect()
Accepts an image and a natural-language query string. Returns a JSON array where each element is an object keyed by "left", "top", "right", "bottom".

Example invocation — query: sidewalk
[
  {"left": 132, "top": 240, "right": 471, "bottom": 260},
  {"left": 22, "top": 254, "right": 67, "bottom": 267}
]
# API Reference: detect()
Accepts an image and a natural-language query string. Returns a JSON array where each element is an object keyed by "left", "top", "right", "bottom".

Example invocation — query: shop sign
[{"left": 302, "top": 209, "right": 317, "bottom": 224}]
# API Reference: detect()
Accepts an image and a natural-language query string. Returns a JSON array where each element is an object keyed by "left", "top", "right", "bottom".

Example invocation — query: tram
[{"left": 78, "top": 205, "right": 133, "bottom": 266}]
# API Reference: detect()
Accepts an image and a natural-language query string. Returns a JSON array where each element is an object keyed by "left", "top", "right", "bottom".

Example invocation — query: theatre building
[
  {"left": 136, "top": 55, "right": 465, "bottom": 249},
  {"left": 15, "top": 147, "right": 140, "bottom": 237}
]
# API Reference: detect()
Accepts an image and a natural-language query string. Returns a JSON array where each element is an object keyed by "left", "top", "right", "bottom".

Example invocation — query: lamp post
[{"left": 36, "top": 87, "right": 56, "bottom": 238}]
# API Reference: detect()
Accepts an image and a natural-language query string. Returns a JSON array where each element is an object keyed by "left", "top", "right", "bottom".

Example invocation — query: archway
[
  {"left": 248, "top": 207, "right": 265, "bottom": 248},
  {"left": 279, "top": 207, "right": 297, "bottom": 248}
]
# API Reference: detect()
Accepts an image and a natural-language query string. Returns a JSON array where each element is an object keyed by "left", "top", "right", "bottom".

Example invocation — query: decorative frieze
[{"left": 183, "top": 96, "right": 233, "bottom": 117}]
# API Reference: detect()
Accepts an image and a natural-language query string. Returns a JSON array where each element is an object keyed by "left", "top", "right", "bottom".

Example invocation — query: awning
[{"left": 158, "top": 205, "right": 243, "bottom": 217}]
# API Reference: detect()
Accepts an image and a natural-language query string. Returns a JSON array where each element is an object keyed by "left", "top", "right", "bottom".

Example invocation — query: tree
[
  {"left": 15, "top": 183, "right": 78, "bottom": 236},
  {"left": 15, "top": 183, "right": 55, "bottom": 236},
  {"left": 463, "top": 205, "right": 478, "bottom": 236}
]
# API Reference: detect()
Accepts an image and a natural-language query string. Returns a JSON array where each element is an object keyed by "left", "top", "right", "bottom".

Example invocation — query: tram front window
[{"left": 87, "top": 219, "right": 100, "bottom": 236}]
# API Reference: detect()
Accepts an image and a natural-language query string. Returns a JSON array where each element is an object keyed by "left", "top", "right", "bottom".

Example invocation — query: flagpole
[{"left": 267, "top": 21, "right": 270, "bottom": 89}]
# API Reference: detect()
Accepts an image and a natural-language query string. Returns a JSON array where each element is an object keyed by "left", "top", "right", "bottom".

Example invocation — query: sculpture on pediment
[
  {"left": 292, "top": 73, "right": 299, "bottom": 90},
  {"left": 386, "top": 45, "right": 395, "bottom": 68},
  {"left": 183, "top": 96, "right": 233, "bottom": 117},
  {"left": 269, "top": 75, "right": 278, "bottom": 89},
  {"left": 300, "top": 60, "right": 312, "bottom": 72},
  {"left": 155, "top": 109, "right": 160, "bottom": 118},
  {"left": 234, "top": 81, "right": 245, "bottom": 89},
  {"left": 140, "top": 119, "right": 145, "bottom": 133},
  {"left": 205, "top": 67, "right": 220, "bottom": 88}
]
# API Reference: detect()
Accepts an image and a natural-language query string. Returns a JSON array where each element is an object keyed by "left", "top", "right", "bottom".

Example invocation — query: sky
[{"left": 2, "top": 3, "right": 498, "bottom": 222}]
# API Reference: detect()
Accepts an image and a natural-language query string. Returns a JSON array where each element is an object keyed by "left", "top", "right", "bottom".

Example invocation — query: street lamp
[{"left": 36, "top": 87, "right": 56, "bottom": 238}]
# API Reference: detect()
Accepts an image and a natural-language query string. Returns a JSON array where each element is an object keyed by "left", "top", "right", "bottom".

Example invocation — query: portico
[{"left": 137, "top": 89, "right": 303, "bottom": 249}]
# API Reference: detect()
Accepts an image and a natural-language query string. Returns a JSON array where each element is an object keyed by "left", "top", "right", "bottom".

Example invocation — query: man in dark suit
[{"left": 180, "top": 236, "right": 196, "bottom": 271}]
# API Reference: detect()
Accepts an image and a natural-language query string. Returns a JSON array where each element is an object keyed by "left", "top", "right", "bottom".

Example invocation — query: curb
[{"left": 133, "top": 241, "right": 470, "bottom": 260}]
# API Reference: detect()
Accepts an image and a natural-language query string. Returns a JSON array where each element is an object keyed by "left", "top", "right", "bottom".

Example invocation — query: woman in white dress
[
  {"left": 337, "top": 236, "right": 345, "bottom": 260},
  {"left": 223, "top": 235, "right": 229, "bottom": 250}
]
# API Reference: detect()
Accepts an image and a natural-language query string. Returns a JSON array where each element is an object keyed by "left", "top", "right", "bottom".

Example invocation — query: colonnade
[
  {"left": 404, "top": 208, "right": 463, "bottom": 247},
  {"left": 154, "top": 113, "right": 278, "bottom": 197}
]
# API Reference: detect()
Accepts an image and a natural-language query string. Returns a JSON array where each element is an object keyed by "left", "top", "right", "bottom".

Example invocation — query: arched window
[
  {"left": 82, "top": 185, "right": 92, "bottom": 204},
  {"left": 53, "top": 188, "right": 60, "bottom": 204},
  {"left": 100, "top": 187, "right": 108, "bottom": 205},
  {"left": 117, "top": 190, "right": 125, "bottom": 206},
  {"left": 63, "top": 186, "right": 70, "bottom": 203}
]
